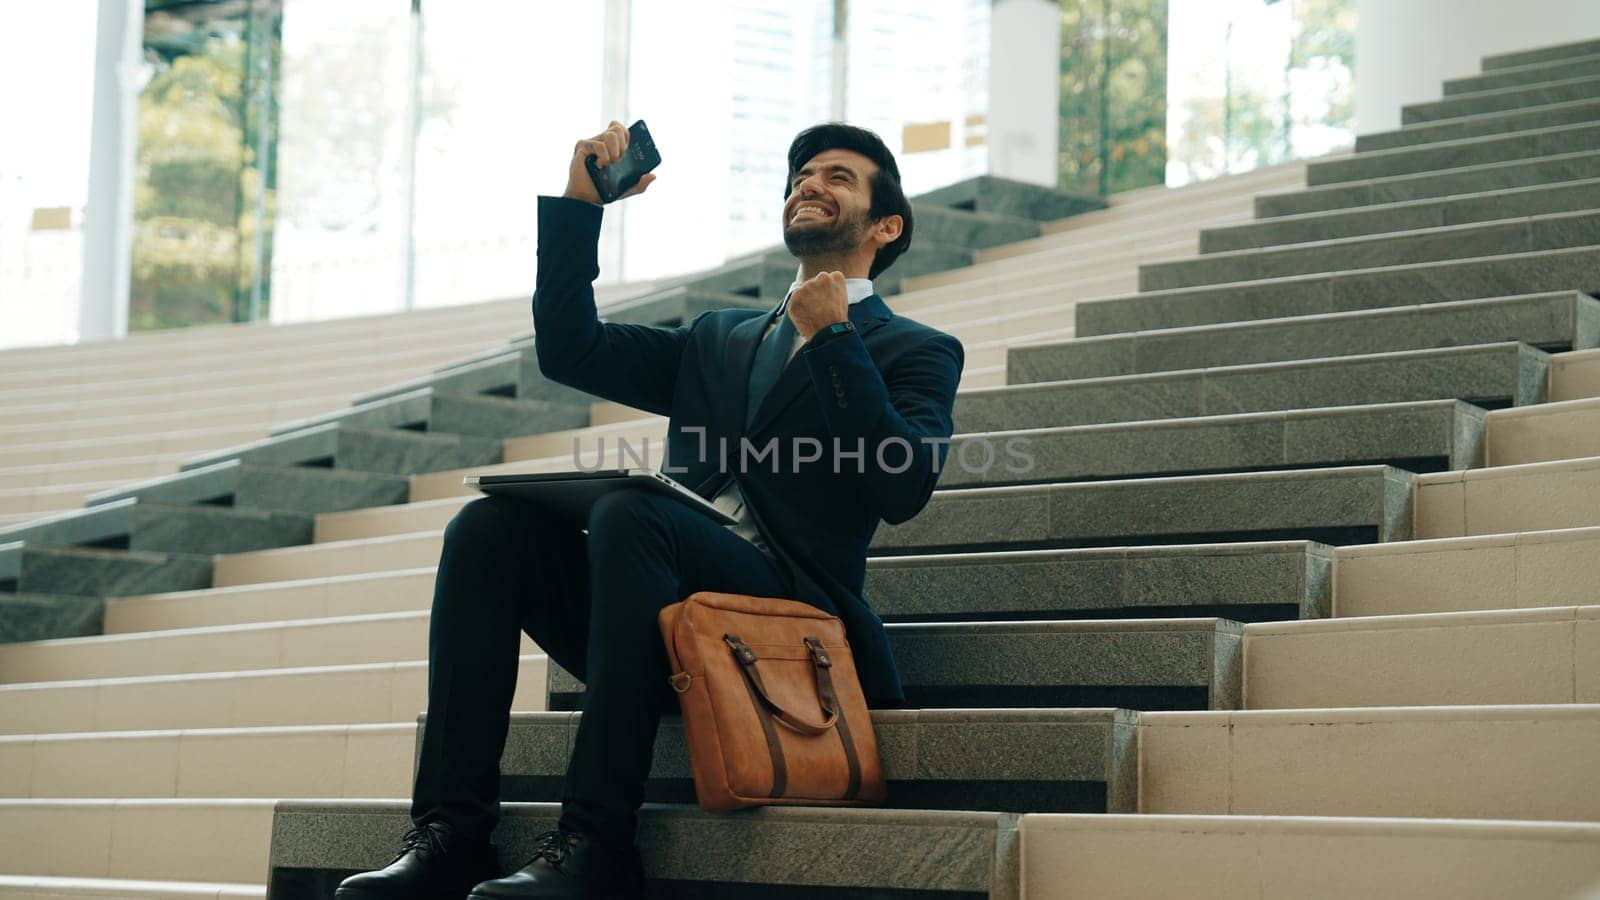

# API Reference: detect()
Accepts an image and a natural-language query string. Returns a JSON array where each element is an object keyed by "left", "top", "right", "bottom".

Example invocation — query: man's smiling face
[{"left": 782, "top": 148, "right": 878, "bottom": 259}]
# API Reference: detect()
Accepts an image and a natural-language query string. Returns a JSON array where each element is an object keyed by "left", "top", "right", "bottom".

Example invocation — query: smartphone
[{"left": 586, "top": 120, "right": 661, "bottom": 204}]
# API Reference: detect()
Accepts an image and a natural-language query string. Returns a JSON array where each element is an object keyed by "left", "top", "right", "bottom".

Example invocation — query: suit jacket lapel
[{"left": 747, "top": 294, "right": 893, "bottom": 437}]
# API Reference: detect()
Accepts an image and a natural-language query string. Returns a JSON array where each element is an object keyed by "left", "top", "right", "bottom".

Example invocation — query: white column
[
  {"left": 78, "top": 0, "right": 141, "bottom": 343},
  {"left": 1356, "top": 0, "right": 1600, "bottom": 134},
  {"left": 987, "top": 0, "right": 1060, "bottom": 187}
]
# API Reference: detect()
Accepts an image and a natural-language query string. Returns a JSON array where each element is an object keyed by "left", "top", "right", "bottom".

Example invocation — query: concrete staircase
[{"left": 4, "top": 34, "right": 1600, "bottom": 899}]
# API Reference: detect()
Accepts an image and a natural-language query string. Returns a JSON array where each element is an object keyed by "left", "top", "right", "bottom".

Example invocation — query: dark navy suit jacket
[{"left": 531, "top": 196, "right": 965, "bottom": 704}]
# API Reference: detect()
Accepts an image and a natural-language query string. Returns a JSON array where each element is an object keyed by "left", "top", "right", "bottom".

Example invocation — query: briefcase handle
[{"left": 723, "top": 634, "right": 839, "bottom": 736}]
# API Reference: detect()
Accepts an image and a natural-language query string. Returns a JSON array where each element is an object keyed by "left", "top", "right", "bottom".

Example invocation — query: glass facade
[{"left": 0, "top": 0, "right": 1358, "bottom": 349}]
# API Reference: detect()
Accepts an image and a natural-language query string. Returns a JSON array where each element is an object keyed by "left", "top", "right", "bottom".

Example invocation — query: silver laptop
[{"left": 463, "top": 468, "right": 737, "bottom": 526}]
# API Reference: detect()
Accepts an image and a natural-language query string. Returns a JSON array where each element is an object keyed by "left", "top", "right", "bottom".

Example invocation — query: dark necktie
[{"left": 745, "top": 300, "right": 797, "bottom": 429}]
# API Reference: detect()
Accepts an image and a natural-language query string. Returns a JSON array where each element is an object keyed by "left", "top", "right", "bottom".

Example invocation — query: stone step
[
  {"left": 1076, "top": 246, "right": 1600, "bottom": 336},
  {"left": 0, "top": 875, "right": 264, "bottom": 898},
  {"left": 1553, "top": 346, "right": 1600, "bottom": 400},
  {"left": 0, "top": 723, "right": 415, "bottom": 799},
  {"left": 0, "top": 593, "right": 103, "bottom": 645},
  {"left": 267, "top": 801, "right": 1018, "bottom": 899},
  {"left": 945, "top": 401, "right": 1486, "bottom": 486},
  {"left": 1203, "top": 176, "right": 1600, "bottom": 252},
  {"left": 1402, "top": 74, "right": 1600, "bottom": 126},
  {"left": 0, "top": 499, "right": 312, "bottom": 557},
  {"left": 211, "top": 531, "right": 445, "bottom": 587},
  {"left": 496, "top": 708, "right": 1137, "bottom": 815},
  {"left": 1414, "top": 453, "right": 1600, "bottom": 539},
  {"left": 0, "top": 611, "right": 538, "bottom": 684},
  {"left": 0, "top": 424, "right": 268, "bottom": 471},
  {"left": 102, "top": 568, "right": 436, "bottom": 633},
  {"left": 1486, "top": 396, "right": 1600, "bottom": 465},
  {"left": 1012, "top": 292, "right": 1595, "bottom": 381},
  {"left": 873, "top": 466, "right": 1413, "bottom": 555},
  {"left": 1333, "top": 525, "right": 1600, "bottom": 618},
  {"left": 1447, "top": 52, "right": 1600, "bottom": 96},
  {"left": 1484, "top": 37, "right": 1600, "bottom": 71},
  {"left": 0, "top": 799, "right": 274, "bottom": 885},
  {"left": 1254, "top": 149, "right": 1600, "bottom": 218},
  {"left": 0, "top": 656, "right": 545, "bottom": 735},
  {"left": 1139, "top": 704, "right": 1600, "bottom": 821},
  {"left": 179, "top": 420, "right": 502, "bottom": 477},
  {"left": 1142, "top": 208, "right": 1600, "bottom": 291},
  {"left": 264, "top": 387, "right": 587, "bottom": 443},
  {"left": 1356, "top": 96, "right": 1600, "bottom": 153},
  {"left": 1308, "top": 120, "right": 1600, "bottom": 186},
  {"left": 962, "top": 343, "right": 1547, "bottom": 433},
  {"left": 115, "top": 538, "right": 1330, "bottom": 634},
  {"left": 1242, "top": 605, "right": 1600, "bottom": 709},
  {"left": 912, "top": 173, "right": 1107, "bottom": 221},
  {"left": 548, "top": 617, "right": 1243, "bottom": 713},
  {"left": 1020, "top": 814, "right": 1600, "bottom": 900},
  {"left": 83, "top": 461, "right": 411, "bottom": 518},
  {"left": 0, "top": 544, "right": 212, "bottom": 600}
]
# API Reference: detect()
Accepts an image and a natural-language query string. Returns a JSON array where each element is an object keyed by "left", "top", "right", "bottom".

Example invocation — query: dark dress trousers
[{"left": 410, "top": 196, "right": 965, "bottom": 847}]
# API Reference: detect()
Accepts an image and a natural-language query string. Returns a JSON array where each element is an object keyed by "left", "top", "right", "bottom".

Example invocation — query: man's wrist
[{"left": 804, "top": 320, "right": 856, "bottom": 350}]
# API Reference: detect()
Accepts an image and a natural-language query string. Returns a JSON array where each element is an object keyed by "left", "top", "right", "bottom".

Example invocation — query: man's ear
[{"left": 872, "top": 214, "right": 904, "bottom": 247}]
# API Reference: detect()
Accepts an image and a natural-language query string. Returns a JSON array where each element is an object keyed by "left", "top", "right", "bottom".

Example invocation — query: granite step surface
[
  {"left": 1445, "top": 52, "right": 1600, "bottom": 96},
  {"left": 493, "top": 708, "right": 1137, "bottom": 815},
  {"left": 1355, "top": 96, "right": 1600, "bottom": 152},
  {"left": 0, "top": 593, "right": 103, "bottom": 645},
  {"left": 546, "top": 617, "right": 1243, "bottom": 712},
  {"left": 109, "top": 538, "right": 1331, "bottom": 632},
  {"left": 1254, "top": 149, "right": 1600, "bottom": 217},
  {"left": 872, "top": 465, "right": 1412, "bottom": 554},
  {"left": 84, "top": 460, "right": 411, "bottom": 517},
  {"left": 1202, "top": 176, "right": 1600, "bottom": 251},
  {"left": 1141, "top": 208, "right": 1600, "bottom": 291},
  {"left": 943, "top": 400, "right": 1484, "bottom": 489},
  {"left": 1483, "top": 37, "right": 1600, "bottom": 72},
  {"left": 0, "top": 498, "right": 312, "bottom": 557},
  {"left": 1020, "top": 814, "right": 1600, "bottom": 900},
  {"left": 0, "top": 543, "right": 211, "bottom": 600},
  {"left": 0, "top": 875, "right": 264, "bottom": 898},
  {"left": 1306, "top": 120, "right": 1600, "bottom": 186},
  {"left": 1241, "top": 605, "right": 1600, "bottom": 709},
  {"left": 864, "top": 542, "right": 1332, "bottom": 624},
  {"left": 265, "top": 387, "right": 588, "bottom": 441},
  {"left": 267, "top": 801, "right": 1020, "bottom": 900},
  {"left": 1076, "top": 246, "right": 1600, "bottom": 335},
  {"left": 960, "top": 343, "right": 1546, "bottom": 433},
  {"left": 1402, "top": 74, "right": 1600, "bottom": 126},
  {"left": 179, "top": 420, "right": 502, "bottom": 476},
  {"left": 1014, "top": 292, "right": 1596, "bottom": 380},
  {"left": 913, "top": 173, "right": 1107, "bottom": 222}
]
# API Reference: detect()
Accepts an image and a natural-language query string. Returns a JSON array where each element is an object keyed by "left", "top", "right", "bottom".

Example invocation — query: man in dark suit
[{"left": 337, "top": 121, "right": 964, "bottom": 900}]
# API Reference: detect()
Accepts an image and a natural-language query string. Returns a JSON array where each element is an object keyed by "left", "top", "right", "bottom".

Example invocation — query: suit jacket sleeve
[
  {"left": 800, "top": 327, "right": 965, "bottom": 524},
  {"left": 531, "top": 195, "right": 694, "bottom": 416}
]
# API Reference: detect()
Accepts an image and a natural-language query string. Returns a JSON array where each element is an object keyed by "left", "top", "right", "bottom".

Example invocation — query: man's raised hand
[
  {"left": 787, "top": 271, "right": 849, "bottom": 341},
  {"left": 563, "top": 121, "right": 657, "bottom": 206}
]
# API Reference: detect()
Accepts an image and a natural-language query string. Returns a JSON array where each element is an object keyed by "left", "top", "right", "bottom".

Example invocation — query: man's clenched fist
[
  {"left": 563, "top": 121, "right": 657, "bottom": 206},
  {"left": 787, "top": 271, "right": 849, "bottom": 341}
]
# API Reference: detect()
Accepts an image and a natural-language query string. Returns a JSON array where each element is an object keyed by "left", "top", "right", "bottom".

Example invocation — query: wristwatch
[{"left": 807, "top": 320, "right": 856, "bottom": 349}]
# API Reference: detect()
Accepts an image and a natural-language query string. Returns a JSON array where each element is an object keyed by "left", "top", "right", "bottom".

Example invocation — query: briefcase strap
[{"left": 723, "top": 634, "right": 864, "bottom": 801}]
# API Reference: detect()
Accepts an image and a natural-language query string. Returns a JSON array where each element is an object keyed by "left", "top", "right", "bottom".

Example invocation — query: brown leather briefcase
[{"left": 659, "top": 591, "right": 887, "bottom": 812}]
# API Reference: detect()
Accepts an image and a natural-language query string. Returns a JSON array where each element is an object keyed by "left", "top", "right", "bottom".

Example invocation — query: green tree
[{"left": 1059, "top": 0, "right": 1168, "bottom": 197}]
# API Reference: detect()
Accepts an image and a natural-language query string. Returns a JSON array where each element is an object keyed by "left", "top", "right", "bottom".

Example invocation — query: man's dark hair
[{"left": 784, "top": 122, "right": 914, "bottom": 279}]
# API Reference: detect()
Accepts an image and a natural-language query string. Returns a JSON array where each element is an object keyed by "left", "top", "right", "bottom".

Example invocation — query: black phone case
[{"left": 585, "top": 120, "right": 661, "bottom": 203}]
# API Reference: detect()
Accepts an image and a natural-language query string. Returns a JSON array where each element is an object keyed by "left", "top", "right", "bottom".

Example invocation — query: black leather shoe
[
  {"left": 467, "top": 829, "right": 644, "bottom": 899},
  {"left": 335, "top": 821, "right": 500, "bottom": 899}
]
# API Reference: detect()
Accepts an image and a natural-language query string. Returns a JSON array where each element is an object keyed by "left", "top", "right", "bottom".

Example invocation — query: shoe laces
[
  {"left": 526, "top": 829, "right": 580, "bottom": 871},
  {"left": 396, "top": 823, "right": 450, "bottom": 862}
]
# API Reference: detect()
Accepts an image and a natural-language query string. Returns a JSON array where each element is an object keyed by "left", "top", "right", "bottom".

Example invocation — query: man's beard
[{"left": 783, "top": 207, "right": 870, "bottom": 259}]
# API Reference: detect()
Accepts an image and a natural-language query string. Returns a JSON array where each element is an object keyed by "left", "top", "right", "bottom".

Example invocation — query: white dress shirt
[{"left": 706, "top": 270, "right": 876, "bottom": 555}]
